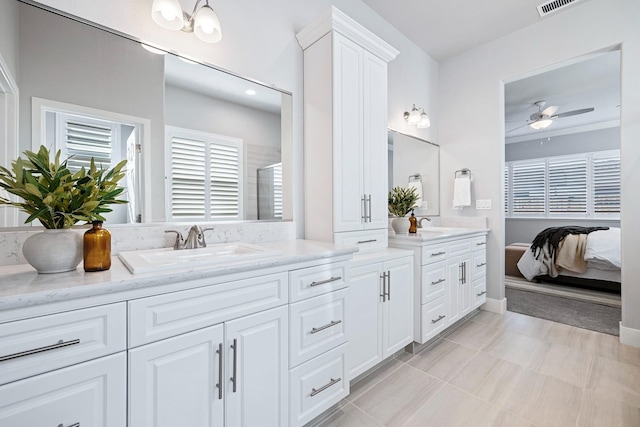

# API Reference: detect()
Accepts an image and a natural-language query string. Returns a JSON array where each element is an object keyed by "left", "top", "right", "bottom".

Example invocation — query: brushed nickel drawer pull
[
  {"left": 230, "top": 338, "right": 238, "bottom": 393},
  {"left": 431, "top": 315, "right": 446, "bottom": 324},
  {"left": 430, "top": 278, "right": 445, "bottom": 286},
  {"left": 57, "top": 423, "right": 80, "bottom": 427},
  {"left": 310, "top": 320, "right": 342, "bottom": 334},
  {"left": 310, "top": 377, "right": 342, "bottom": 397},
  {"left": 357, "top": 239, "right": 377, "bottom": 244},
  {"left": 310, "top": 276, "right": 342, "bottom": 287},
  {"left": 476, "top": 242, "right": 486, "bottom": 246},
  {"left": 0, "top": 339, "right": 80, "bottom": 363},
  {"left": 477, "top": 291, "right": 487, "bottom": 296},
  {"left": 476, "top": 262, "right": 487, "bottom": 267},
  {"left": 216, "top": 343, "right": 223, "bottom": 400},
  {"left": 431, "top": 251, "right": 446, "bottom": 256}
]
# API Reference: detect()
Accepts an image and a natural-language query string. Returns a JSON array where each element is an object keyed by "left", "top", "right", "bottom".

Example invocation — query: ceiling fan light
[
  {"left": 417, "top": 112, "right": 431, "bottom": 128},
  {"left": 194, "top": 5, "right": 222, "bottom": 43},
  {"left": 529, "top": 119, "right": 553, "bottom": 130},
  {"left": 151, "top": 0, "right": 184, "bottom": 31}
]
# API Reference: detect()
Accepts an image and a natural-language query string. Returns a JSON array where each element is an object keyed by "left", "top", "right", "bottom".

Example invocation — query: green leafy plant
[
  {"left": 0, "top": 146, "right": 128, "bottom": 229},
  {"left": 388, "top": 186, "right": 419, "bottom": 217}
]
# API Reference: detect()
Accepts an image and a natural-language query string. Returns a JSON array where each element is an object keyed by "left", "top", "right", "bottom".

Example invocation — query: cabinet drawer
[
  {"left": 420, "top": 296, "right": 448, "bottom": 343},
  {"left": 421, "top": 244, "right": 448, "bottom": 265},
  {"left": 289, "top": 343, "right": 348, "bottom": 427},
  {"left": 128, "top": 272, "right": 288, "bottom": 347},
  {"left": 472, "top": 235, "right": 487, "bottom": 250},
  {"left": 0, "top": 352, "right": 126, "bottom": 427},
  {"left": 448, "top": 239, "right": 471, "bottom": 256},
  {"left": 0, "top": 303, "right": 126, "bottom": 385},
  {"left": 421, "top": 261, "right": 447, "bottom": 304},
  {"left": 334, "top": 229, "right": 388, "bottom": 253},
  {"left": 289, "top": 262, "right": 347, "bottom": 303},
  {"left": 472, "top": 250, "right": 487, "bottom": 281},
  {"left": 289, "top": 290, "right": 348, "bottom": 367},
  {"left": 474, "top": 278, "right": 487, "bottom": 309}
]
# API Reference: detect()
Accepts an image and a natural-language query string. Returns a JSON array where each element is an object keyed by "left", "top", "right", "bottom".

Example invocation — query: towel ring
[
  {"left": 454, "top": 168, "right": 471, "bottom": 179},
  {"left": 409, "top": 173, "right": 422, "bottom": 183}
]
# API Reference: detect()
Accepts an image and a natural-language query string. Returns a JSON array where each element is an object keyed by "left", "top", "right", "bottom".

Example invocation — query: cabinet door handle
[
  {"left": 477, "top": 291, "right": 487, "bottom": 296},
  {"left": 310, "top": 320, "right": 342, "bottom": 334},
  {"left": 361, "top": 195, "right": 366, "bottom": 221},
  {"left": 310, "top": 276, "right": 342, "bottom": 287},
  {"left": 431, "top": 315, "right": 446, "bottom": 324},
  {"left": 0, "top": 339, "right": 80, "bottom": 363},
  {"left": 431, "top": 251, "right": 446, "bottom": 256},
  {"left": 463, "top": 262, "right": 467, "bottom": 284},
  {"left": 230, "top": 338, "right": 238, "bottom": 393},
  {"left": 459, "top": 263, "right": 464, "bottom": 285},
  {"left": 386, "top": 271, "right": 391, "bottom": 300},
  {"left": 430, "top": 278, "right": 445, "bottom": 286},
  {"left": 380, "top": 272, "right": 387, "bottom": 302},
  {"left": 476, "top": 262, "right": 486, "bottom": 267},
  {"left": 310, "top": 377, "right": 342, "bottom": 397},
  {"left": 367, "top": 194, "right": 372, "bottom": 222},
  {"left": 58, "top": 423, "right": 80, "bottom": 427},
  {"left": 476, "top": 241, "right": 486, "bottom": 246},
  {"left": 216, "top": 343, "right": 223, "bottom": 400},
  {"left": 357, "top": 239, "right": 377, "bottom": 244}
]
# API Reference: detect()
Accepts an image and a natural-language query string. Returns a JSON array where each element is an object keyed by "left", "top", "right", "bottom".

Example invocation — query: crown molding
[{"left": 296, "top": 6, "right": 399, "bottom": 63}]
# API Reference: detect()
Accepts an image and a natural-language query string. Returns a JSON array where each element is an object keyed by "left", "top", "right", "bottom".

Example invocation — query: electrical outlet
[{"left": 476, "top": 199, "right": 492, "bottom": 210}]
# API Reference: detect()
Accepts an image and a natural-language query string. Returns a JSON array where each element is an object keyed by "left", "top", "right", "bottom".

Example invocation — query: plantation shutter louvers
[
  {"left": 548, "top": 157, "right": 587, "bottom": 214},
  {"left": 65, "top": 120, "right": 113, "bottom": 172},
  {"left": 511, "top": 161, "right": 546, "bottom": 214},
  {"left": 171, "top": 137, "right": 206, "bottom": 219},
  {"left": 210, "top": 143, "right": 240, "bottom": 218},
  {"left": 593, "top": 153, "right": 621, "bottom": 213}
]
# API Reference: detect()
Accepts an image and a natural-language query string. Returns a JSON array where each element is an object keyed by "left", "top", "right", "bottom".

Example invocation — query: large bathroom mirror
[
  {"left": 1, "top": 0, "right": 292, "bottom": 227},
  {"left": 388, "top": 130, "right": 440, "bottom": 216}
]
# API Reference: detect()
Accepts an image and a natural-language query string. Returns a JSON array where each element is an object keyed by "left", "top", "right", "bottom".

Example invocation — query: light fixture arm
[{"left": 181, "top": 0, "right": 207, "bottom": 32}]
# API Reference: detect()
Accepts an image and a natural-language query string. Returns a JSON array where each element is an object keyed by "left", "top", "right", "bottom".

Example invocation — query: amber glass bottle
[
  {"left": 408, "top": 212, "right": 418, "bottom": 234},
  {"left": 84, "top": 221, "right": 111, "bottom": 272}
]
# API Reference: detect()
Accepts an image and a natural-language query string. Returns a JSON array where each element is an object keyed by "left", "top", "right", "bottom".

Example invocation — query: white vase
[
  {"left": 391, "top": 217, "right": 410, "bottom": 234},
  {"left": 22, "top": 229, "right": 83, "bottom": 274}
]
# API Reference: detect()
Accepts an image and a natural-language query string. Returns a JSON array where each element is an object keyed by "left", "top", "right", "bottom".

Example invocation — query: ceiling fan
[{"left": 508, "top": 100, "right": 595, "bottom": 132}]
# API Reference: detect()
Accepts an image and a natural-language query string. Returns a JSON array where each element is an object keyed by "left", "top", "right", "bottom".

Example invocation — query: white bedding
[{"left": 517, "top": 227, "right": 621, "bottom": 282}]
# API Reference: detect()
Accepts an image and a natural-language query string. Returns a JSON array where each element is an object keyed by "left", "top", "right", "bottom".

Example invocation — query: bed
[{"left": 508, "top": 227, "right": 621, "bottom": 293}]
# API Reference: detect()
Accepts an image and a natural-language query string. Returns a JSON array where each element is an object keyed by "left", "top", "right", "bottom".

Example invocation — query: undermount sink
[{"left": 119, "top": 242, "right": 283, "bottom": 274}]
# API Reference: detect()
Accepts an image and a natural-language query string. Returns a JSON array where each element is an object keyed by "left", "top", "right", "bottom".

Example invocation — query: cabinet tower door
[{"left": 382, "top": 257, "right": 414, "bottom": 358}]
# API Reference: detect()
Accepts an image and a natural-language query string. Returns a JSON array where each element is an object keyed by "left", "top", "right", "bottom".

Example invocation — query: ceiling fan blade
[
  {"left": 551, "top": 107, "right": 595, "bottom": 119},
  {"left": 541, "top": 105, "right": 559, "bottom": 116}
]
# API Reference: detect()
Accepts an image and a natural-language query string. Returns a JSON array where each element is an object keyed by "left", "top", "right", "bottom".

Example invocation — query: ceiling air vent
[{"left": 537, "top": 0, "right": 582, "bottom": 17}]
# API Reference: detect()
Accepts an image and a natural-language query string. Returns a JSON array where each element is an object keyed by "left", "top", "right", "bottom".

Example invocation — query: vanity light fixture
[
  {"left": 151, "top": 0, "right": 222, "bottom": 43},
  {"left": 403, "top": 104, "right": 431, "bottom": 129}
]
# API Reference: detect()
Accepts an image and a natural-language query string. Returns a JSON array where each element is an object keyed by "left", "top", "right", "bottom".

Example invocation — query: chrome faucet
[
  {"left": 165, "top": 225, "right": 214, "bottom": 250},
  {"left": 417, "top": 217, "right": 431, "bottom": 228}
]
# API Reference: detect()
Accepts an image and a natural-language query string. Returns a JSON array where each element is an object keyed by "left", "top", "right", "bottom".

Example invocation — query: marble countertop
[
  {"left": 0, "top": 239, "right": 358, "bottom": 314},
  {"left": 388, "top": 227, "right": 489, "bottom": 245}
]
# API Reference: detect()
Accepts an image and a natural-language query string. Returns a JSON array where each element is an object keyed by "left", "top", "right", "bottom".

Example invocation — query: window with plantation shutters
[
  {"left": 56, "top": 114, "right": 117, "bottom": 172},
  {"left": 592, "top": 152, "right": 621, "bottom": 215},
  {"left": 511, "top": 161, "right": 546, "bottom": 215},
  {"left": 548, "top": 156, "right": 587, "bottom": 215},
  {"left": 166, "top": 127, "right": 243, "bottom": 221},
  {"left": 505, "top": 150, "right": 620, "bottom": 219}
]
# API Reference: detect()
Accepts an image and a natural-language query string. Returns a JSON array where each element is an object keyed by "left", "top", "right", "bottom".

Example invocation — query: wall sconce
[
  {"left": 403, "top": 104, "right": 431, "bottom": 128},
  {"left": 151, "top": 0, "right": 222, "bottom": 43}
]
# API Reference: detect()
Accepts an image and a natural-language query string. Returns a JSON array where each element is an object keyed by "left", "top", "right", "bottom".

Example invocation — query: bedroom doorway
[{"left": 502, "top": 48, "right": 622, "bottom": 335}]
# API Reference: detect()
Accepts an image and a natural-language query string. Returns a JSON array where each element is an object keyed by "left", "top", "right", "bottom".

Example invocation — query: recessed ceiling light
[
  {"left": 245, "top": 89, "right": 257, "bottom": 96},
  {"left": 140, "top": 43, "right": 167, "bottom": 55}
]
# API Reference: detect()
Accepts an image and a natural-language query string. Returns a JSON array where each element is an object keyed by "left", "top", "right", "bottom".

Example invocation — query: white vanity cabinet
[
  {"left": 347, "top": 251, "right": 414, "bottom": 379},
  {"left": 390, "top": 230, "right": 488, "bottom": 344},
  {"left": 129, "top": 306, "right": 288, "bottom": 427},
  {"left": 297, "top": 7, "right": 399, "bottom": 253}
]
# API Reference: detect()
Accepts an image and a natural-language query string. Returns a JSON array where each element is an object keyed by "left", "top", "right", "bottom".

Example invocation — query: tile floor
[{"left": 310, "top": 310, "right": 640, "bottom": 427}]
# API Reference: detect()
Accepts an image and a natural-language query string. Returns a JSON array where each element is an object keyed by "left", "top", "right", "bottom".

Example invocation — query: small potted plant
[
  {"left": 0, "top": 146, "right": 127, "bottom": 273},
  {"left": 388, "top": 186, "right": 419, "bottom": 234}
]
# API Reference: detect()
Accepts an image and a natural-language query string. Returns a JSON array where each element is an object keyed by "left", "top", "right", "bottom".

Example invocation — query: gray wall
[
  {"left": 505, "top": 126, "right": 621, "bottom": 244},
  {"left": 0, "top": 0, "right": 18, "bottom": 80},
  {"left": 506, "top": 127, "right": 620, "bottom": 162},
  {"left": 17, "top": 3, "right": 166, "bottom": 221},
  {"left": 164, "top": 84, "right": 281, "bottom": 220}
]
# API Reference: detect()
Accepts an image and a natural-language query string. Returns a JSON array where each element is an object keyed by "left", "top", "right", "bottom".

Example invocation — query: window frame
[{"left": 505, "top": 149, "right": 620, "bottom": 220}]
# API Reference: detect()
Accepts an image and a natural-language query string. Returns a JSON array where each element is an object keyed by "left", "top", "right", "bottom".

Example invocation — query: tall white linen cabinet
[{"left": 296, "top": 7, "right": 399, "bottom": 252}]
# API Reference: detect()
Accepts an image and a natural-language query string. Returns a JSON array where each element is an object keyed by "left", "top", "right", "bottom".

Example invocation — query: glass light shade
[
  {"left": 407, "top": 107, "right": 421, "bottom": 125},
  {"left": 194, "top": 5, "right": 222, "bottom": 43},
  {"left": 417, "top": 112, "right": 431, "bottom": 128},
  {"left": 151, "top": 0, "right": 184, "bottom": 31},
  {"left": 529, "top": 119, "right": 552, "bottom": 130}
]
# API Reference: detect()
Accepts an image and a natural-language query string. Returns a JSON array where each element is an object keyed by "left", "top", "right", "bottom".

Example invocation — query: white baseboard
[
  {"left": 482, "top": 297, "right": 507, "bottom": 314},
  {"left": 619, "top": 322, "right": 640, "bottom": 348}
]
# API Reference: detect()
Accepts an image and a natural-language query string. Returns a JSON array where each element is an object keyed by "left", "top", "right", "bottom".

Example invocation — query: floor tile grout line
[
  {"left": 344, "top": 359, "right": 404, "bottom": 403},
  {"left": 396, "top": 378, "right": 449, "bottom": 427},
  {"left": 345, "top": 401, "right": 385, "bottom": 427}
]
